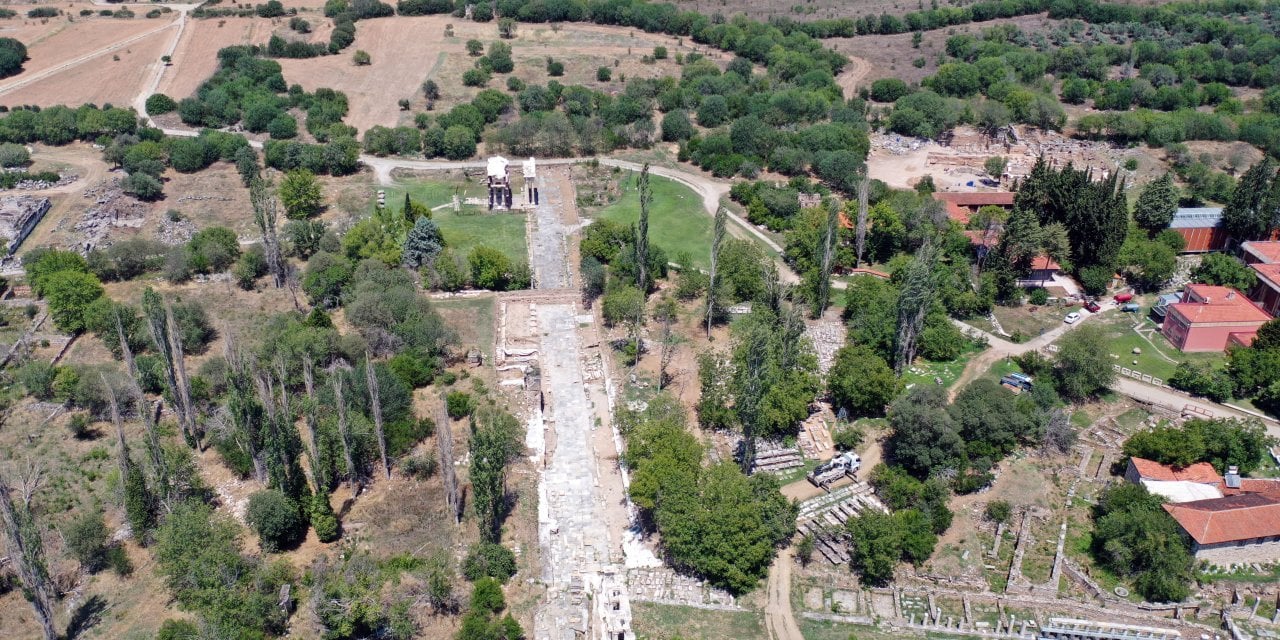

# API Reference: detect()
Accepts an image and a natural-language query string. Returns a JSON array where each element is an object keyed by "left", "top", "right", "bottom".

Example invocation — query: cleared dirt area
[
  {"left": 277, "top": 16, "right": 706, "bottom": 132},
  {"left": 4, "top": 28, "right": 173, "bottom": 106}
]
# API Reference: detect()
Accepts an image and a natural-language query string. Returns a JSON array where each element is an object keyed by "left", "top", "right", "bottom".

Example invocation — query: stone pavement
[{"left": 533, "top": 304, "right": 633, "bottom": 640}]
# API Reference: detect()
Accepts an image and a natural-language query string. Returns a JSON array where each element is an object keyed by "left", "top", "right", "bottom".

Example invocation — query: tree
[
  {"left": 828, "top": 345, "right": 899, "bottom": 419},
  {"left": 497, "top": 17, "right": 517, "bottom": 38},
  {"left": 1092, "top": 483, "right": 1193, "bottom": 602},
  {"left": 1118, "top": 235, "right": 1177, "bottom": 292},
  {"left": 893, "top": 241, "right": 939, "bottom": 373},
  {"left": 0, "top": 477, "right": 57, "bottom": 640},
  {"left": 1191, "top": 253, "right": 1256, "bottom": 291},
  {"left": 1221, "top": 159, "right": 1275, "bottom": 243},
  {"left": 705, "top": 205, "right": 728, "bottom": 337},
  {"left": 43, "top": 270, "right": 104, "bottom": 333},
  {"left": 123, "top": 171, "right": 163, "bottom": 201},
  {"left": 279, "top": 169, "right": 323, "bottom": 219},
  {"left": 402, "top": 217, "right": 445, "bottom": 269},
  {"left": 984, "top": 156, "right": 1007, "bottom": 179},
  {"left": 1054, "top": 325, "right": 1115, "bottom": 400},
  {"left": 0, "top": 37, "right": 28, "bottom": 79},
  {"left": 146, "top": 93, "right": 177, "bottom": 115},
  {"left": 886, "top": 385, "right": 964, "bottom": 478},
  {"left": 847, "top": 510, "right": 900, "bottom": 586},
  {"left": 660, "top": 110, "right": 694, "bottom": 142},
  {"left": 246, "top": 489, "right": 305, "bottom": 553},
  {"left": 466, "top": 39, "right": 484, "bottom": 56},
  {"left": 65, "top": 510, "right": 110, "bottom": 572},
  {"left": 442, "top": 125, "right": 476, "bottom": 160},
  {"left": 634, "top": 165, "right": 652, "bottom": 292},
  {"left": 1133, "top": 173, "right": 1178, "bottom": 235}
]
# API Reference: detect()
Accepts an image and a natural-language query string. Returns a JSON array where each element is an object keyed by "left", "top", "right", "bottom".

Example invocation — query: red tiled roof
[
  {"left": 1031, "top": 255, "right": 1061, "bottom": 271},
  {"left": 1168, "top": 285, "right": 1272, "bottom": 325},
  {"left": 933, "top": 191, "right": 1015, "bottom": 225},
  {"left": 933, "top": 192, "right": 1016, "bottom": 206},
  {"left": 1129, "top": 458, "right": 1222, "bottom": 484},
  {"left": 1244, "top": 241, "right": 1280, "bottom": 264},
  {"left": 1164, "top": 493, "right": 1280, "bottom": 545},
  {"left": 838, "top": 210, "right": 854, "bottom": 230},
  {"left": 1253, "top": 263, "right": 1280, "bottom": 289},
  {"left": 1223, "top": 478, "right": 1280, "bottom": 499},
  {"left": 964, "top": 229, "right": 1000, "bottom": 248}
]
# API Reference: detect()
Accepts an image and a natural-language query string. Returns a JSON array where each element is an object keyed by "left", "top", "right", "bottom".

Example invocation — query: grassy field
[
  {"left": 1088, "top": 310, "right": 1223, "bottom": 382},
  {"left": 631, "top": 602, "right": 767, "bottom": 640},
  {"left": 591, "top": 172, "right": 713, "bottom": 269},
  {"left": 379, "top": 178, "right": 528, "bottom": 263},
  {"left": 430, "top": 295, "right": 497, "bottom": 362},
  {"left": 902, "top": 341, "right": 987, "bottom": 389}
]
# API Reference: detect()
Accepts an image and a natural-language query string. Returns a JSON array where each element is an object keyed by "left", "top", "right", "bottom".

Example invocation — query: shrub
[
  {"left": 68, "top": 413, "right": 94, "bottom": 439},
  {"left": 156, "top": 620, "right": 199, "bottom": 640},
  {"left": 17, "top": 360, "right": 56, "bottom": 399},
  {"left": 462, "top": 542, "right": 517, "bottom": 582},
  {"left": 596, "top": 66, "right": 611, "bottom": 81},
  {"left": 446, "top": 391, "right": 474, "bottom": 419},
  {"left": 546, "top": 59, "right": 564, "bottom": 77},
  {"left": 832, "top": 425, "right": 864, "bottom": 451},
  {"left": 123, "top": 172, "right": 163, "bottom": 200},
  {"left": 1028, "top": 287, "right": 1049, "bottom": 305},
  {"left": 64, "top": 510, "right": 109, "bottom": 572},
  {"left": 245, "top": 490, "right": 305, "bottom": 552},
  {"left": 310, "top": 493, "right": 340, "bottom": 543},
  {"left": 985, "top": 500, "right": 1011, "bottom": 524},
  {"left": 401, "top": 454, "right": 438, "bottom": 479},
  {"left": 145, "top": 93, "right": 177, "bottom": 115},
  {"left": 352, "top": 49, "right": 371, "bottom": 66},
  {"left": 462, "top": 68, "right": 491, "bottom": 87},
  {"left": 0, "top": 142, "right": 30, "bottom": 167}
]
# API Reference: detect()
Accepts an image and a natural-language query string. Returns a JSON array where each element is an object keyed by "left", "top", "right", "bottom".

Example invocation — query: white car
[{"left": 1064, "top": 312, "right": 1081, "bottom": 324}]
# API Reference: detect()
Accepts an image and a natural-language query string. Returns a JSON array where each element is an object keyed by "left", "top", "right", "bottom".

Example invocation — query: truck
[
  {"left": 1000, "top": 372, "right": 1034, "bottom": 391},
  {"left": 807, "top": 452, "right": 861, "bottom": 490}
]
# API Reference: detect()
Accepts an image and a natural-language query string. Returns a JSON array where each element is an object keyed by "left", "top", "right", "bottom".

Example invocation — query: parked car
[
  {"left": 1085, "top": 301, "right": 1101, "bottom": 313},
  {"left": 1064, "top": 311, "right": 1081, "bottom": 324},
  {"left": 1120, "top": 302, "right": 1141, "bottom": 312},
  {"left": 1113, "top": 293, "right": 1134, "bottom": 303}
]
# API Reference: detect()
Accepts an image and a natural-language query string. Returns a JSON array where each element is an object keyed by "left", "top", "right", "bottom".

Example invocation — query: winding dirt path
[
  {"left": 765, "top": 548, "right": 804, "bottom": 640},
  {"left": 836, "top": 54, "right": 872, "bottom": 100}
]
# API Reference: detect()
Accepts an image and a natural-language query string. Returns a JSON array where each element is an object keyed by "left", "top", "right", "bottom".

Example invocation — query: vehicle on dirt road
[
  {"left": 807, "top": 452, "right": 861, "bottom": 490},
  {"left": 1064, "top": 311, "right": 1081, "bottom": 324}
]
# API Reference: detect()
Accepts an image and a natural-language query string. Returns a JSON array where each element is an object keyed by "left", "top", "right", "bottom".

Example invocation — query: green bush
[
  {"left": 64, "top": 510, "right": 110, "bottom": 572},
  {"left": 145, "top": 93, "right": 178, "bottom": 115},
  {"left": 245, "top": 490, "right": 305, "bottom": 552},
  {"left": 446, "top": 391, "right": 474, "bottom": 419},
  {"left": 1028, "top": 287, "right": 1049, "bottom": 305},
  {"left": 462, "top": 542, "right": 517, "bottom": 582},
  {"left": 985, "top": 500, "right": 1011, "bottom": 524},
  {"left": 0, "top": 142, "right": 30, "bottom": 167}
]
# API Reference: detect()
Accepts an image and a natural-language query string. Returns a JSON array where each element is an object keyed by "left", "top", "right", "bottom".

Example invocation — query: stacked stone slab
[
  {"left": 796, "top": 481, "right": 889, "bottom": 564},
  {"left": 750, "top": 440, "right": 803, "bottom": 474}
]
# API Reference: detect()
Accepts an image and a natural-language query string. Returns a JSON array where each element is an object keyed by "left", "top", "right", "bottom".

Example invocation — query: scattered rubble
[{"left": 73, "top": 179, "right": 148, "bottom": 250}]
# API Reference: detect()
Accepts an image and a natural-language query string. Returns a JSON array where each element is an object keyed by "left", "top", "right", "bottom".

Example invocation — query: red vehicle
[
  {"left": 1085, "top": 301, "right": 1101, "bottom": 313},
  {"left": 1113, "top": 293, "right": 1134, "bottom": 303}
]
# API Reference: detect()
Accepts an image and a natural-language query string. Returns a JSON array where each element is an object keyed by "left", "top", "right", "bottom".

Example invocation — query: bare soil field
[
  {"left": 668, "top": 0, "right": 914, "bottom": 23},
  {"left": 277, "top": 16, "right": 706, "bottom": 132},
  {"left": 4, "top": 28, "right": 173, "bottom": 106},
  {"left": 155, "top": 17, "right": 275, "bottom": 101}
]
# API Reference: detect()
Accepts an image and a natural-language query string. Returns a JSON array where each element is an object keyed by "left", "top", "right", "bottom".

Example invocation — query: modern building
[
  {"left": 1241, "top": 240, "right": 1280, "bottom": 265},
  {"left": 1163, "top": 493, "right": 1280, "bottom": 564},
  {"left": 1168, "top": 207, "right": 1229, "bottom": 253},
  {"left": 1159, "top": 284, "right": 1272, "bottom": 352},
  {"left": 933, "top": 191, "right": 1015, "bottom": 226},
  {"left": 1251, "top": 263, "right": 1280, "bottom": 317}
]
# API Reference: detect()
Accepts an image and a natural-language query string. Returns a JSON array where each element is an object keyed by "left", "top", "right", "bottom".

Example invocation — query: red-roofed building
[
  {"left": 1125, "top": 458, "right": 1222, "bottom": 485},
  {"left": 1249, "top": 263, "right": 1280, "bottom": 317},
  {"left": 1161, "top": 284, "right": 1273, "bottom": 352},
  {"left": 1242, "top": 240, "right": 1280, "bottom": 265},
  {"left": 1163, "top": 493, "right": 1280, "bottom": 564},
  {"left": 933, "top": 192, "right": 1015, "bottom": 225}
]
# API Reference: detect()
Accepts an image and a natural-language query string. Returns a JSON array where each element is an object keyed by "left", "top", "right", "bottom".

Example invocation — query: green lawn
[
  {"left": 902, "top": 341, "right": 987, "bottom": 390},
  {"left": 631, "top": 602, "right": 766, "bottom": 640},
  {"left": 592, "top": 172, "right": 713, "bottom": 269},
  {"left": 1088, "top": 310, "right": 1224, "bottom": 382},
  {"left": 378, "top": 179, "right": 527, "bottom": 263}
]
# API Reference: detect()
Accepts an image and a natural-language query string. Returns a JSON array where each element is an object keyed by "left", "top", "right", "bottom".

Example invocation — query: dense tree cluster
[
  {"left": 1122, "top": 418, "right": 1271, "bottom": 475},
  {"left": 619, "top": 395, "right": 796, "bottom": 593},
  {"left": 1091, "top": 483, "right": 1194, "bottom": 603}
]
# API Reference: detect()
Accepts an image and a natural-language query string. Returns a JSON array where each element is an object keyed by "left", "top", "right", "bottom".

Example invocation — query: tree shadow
[{"left": 65, "top": 594, "right": 107, "bottom": 640}]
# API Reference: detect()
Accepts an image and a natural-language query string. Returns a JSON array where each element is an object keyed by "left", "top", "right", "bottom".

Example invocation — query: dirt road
[
  {"left": 835, "top": 55, "right": 872, "bottom": 100},
  {"left": 765, "top": 548, "right": 804, "bottom": 640},
  {"left": 0, "top": 18, "right": 181, "bottom": 98}
]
